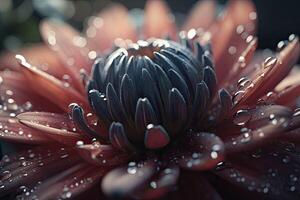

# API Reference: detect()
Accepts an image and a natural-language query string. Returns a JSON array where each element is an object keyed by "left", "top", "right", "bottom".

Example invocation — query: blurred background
[{"left": 0, "top": 0, "right": 300, "bottom": 54}]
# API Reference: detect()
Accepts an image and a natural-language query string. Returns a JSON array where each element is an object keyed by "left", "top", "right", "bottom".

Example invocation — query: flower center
[{"left": 85, "top": 38, "right": 216, "bottom": 151}]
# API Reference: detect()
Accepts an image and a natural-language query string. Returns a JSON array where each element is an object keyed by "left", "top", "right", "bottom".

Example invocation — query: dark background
[{"left": 0, "top": 0, "right": 300, "bottom": 53}]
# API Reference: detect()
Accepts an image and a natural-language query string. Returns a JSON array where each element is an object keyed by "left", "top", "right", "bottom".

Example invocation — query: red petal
[
  {"left": 0, "top": 147, "right": 79, "bottom": 197},
  {"left": 133, "top": 166, "right": 180, "bottom": 200},
  {"left": 17, "top": 112, "right": 86, "bottom": 145},
  {"left": 143, "top": 0, "right": 176, "bottom": 39},
  {"left": 101, "top": 160, "right": 156, "bottom": 198},
  {"left": 166, "top": 172, "right": 222, "bottom": 200},
  {"left": 76, "top": 142, "right": 129, "bottom": 167},
  {"left": 182, "top": 0, "right": 216, "bottom": 31},
  {"left": 224, "top": 105, "right": 292, "bottom": 154},
  {"left": 166, "top": 132, "right": 225, "bottom": 171},
  {"left": 21, "top": 164, "right": 103, "bottom": 200},
  {"left": 215, "top": 142, "right": 300, "bottom": 199}
]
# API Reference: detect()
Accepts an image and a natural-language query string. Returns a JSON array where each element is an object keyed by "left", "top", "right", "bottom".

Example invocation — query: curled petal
[
  {"left": 144, "top": 0, "right": 176, "bottom": 39},
  {"left": 101, "top": 160, "right": 156, "bottom": 199},
  {"left": 17, "top": 112, "right": 86, "bottom": 145}
]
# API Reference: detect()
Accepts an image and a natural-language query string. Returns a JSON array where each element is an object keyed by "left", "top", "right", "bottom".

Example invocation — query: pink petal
[
  {"left": 182, "top": 0, "right": 216, "bottom": 31},
  {"left": 0, "top": 71, "right": 61, "bottom": 113},
  {"left": 211, "top": 0, "right": 257, "bottom": 83},
  {"left": 16, "top": 55, "right": 89, "bottom": 112},
  {"left": 143, "top": 0, "right": 176, "bottom": 39},
  {"left": 85, "top": 4, "right": 137, "bottom": 51},
  {"left": 233, "top": 36, "right": 300, "bottom": 108},
  {"left": 0, "top": 116, "right": 50, "bottom": 144},
  {"left": 17, "top": 112, "right": 86, "bottom": 145},
  {"left": 0, "top": 45, "right": 68, "bottom": 79},
  {"left": 40, "top": 20, "right": 92, "bottom": 93},
  {"left": 275, "top": 69, "right": 300, "bottom": 108},
  {"left": 220, "top": 37, "right": 258, "bottom": 89}
]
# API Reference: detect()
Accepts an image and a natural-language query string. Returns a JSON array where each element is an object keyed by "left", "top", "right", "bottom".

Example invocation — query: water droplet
[
  {"left": 289, "top": 34, "right": 296, "bottom": 42},
  {"left": 228, "top": 46, "right": 237, "bottom": 55},
  {"left": 237, "top": 77, "right": 251, "bottom": 89},
  {"left": 263, "top": 57, "right": 277, "bottom": 69},
  {"left": 249, "top": 12, "right": 257, "bottom": 20},
  {"left": 211, "top": 151, "right": 218, "bottom": 159},
  {"left": 238, "top": 56, "right": 246, "bottom": 68},
  {"left": 236, "top": 25, "right": 245, "bottom": 34},
  {"left": 241, "top": 132, "right": 252, "bottom": 143},
  {"left": 187, "top": 29, "right": 197, "bottom": 39},
  {"left": 277, "top": 40, "right": 288, "bottom": 51},
  {"left": 293, "top": 108, "right": 300, "bottom": 117},
  {"left": 232, "top": 90, "right": 246, "bottom": 105},
  {"left": 127, "top": 162, "right": 137, "bottom": 174},
  {"left": 282, "top": 155, "right": 290, "bottom": 163},
  {"left": 233, "top": 110, "right": 251, "bottom": 126}
]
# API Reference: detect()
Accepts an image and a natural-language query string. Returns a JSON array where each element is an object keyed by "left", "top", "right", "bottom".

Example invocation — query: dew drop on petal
[
  {"left": 232, "top": 90, "right": 245, "bottom": 105},
  {"left": 263, "top": 57, "right": 277, "bottom": 69},
  {"left": 127, "top": 162, "right": 137, "bottom": 174},
  {"left": 277, "top": 40, "right": 289, "bottom": 51},
  {"left": 238, "top": 56, "right": 246, "bottom": 68},
  {"left": 293, "top": 108, "right": 300, "bottom": 117},
  {"left": 233, "top": 110, "right": 251, "bottom": 126}
]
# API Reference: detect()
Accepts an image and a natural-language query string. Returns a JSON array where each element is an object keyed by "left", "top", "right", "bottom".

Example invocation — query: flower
[{"left": 0, "top": 0, "right": 300, "bottom": 199}]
